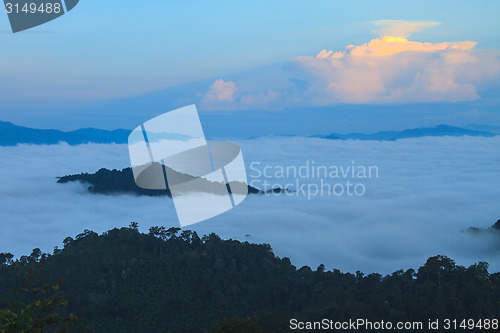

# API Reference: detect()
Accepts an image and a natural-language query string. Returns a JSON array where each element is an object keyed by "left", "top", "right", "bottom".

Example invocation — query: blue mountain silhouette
[
  {"left": 0, "top": 121, "right": 497, "bottom": 146},
  {"left": 0, "top": 121, "right": 130, "bottom": 146},
  {"left": 322, "top": 125, "right": 496, "bottom": 141}
]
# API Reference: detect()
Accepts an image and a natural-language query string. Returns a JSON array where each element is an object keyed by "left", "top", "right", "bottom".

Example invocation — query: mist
[{"left": 0, "top": 136, "right": 499, "bottom": 275}]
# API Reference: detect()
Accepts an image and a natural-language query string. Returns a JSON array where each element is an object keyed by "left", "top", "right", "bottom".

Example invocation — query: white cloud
[
  {"left": 196, "top": 23, "right": 500, "bottom": 109},
  {"left": 289, "top": 35, "right": 499, "bottom": 104},
  {"left": 201, "top": 79, "right": 238, "bottom": 110},
  {"left": 201, "top": 78, "right": 283, "bottom": 110}
]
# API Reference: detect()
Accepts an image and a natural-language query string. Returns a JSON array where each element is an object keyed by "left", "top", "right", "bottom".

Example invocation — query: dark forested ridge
[
  {"left": 1, "top": 225, "right": 499, "bottom": 332},
  {"left": 57, "top": 167, "right": 286, "bottom": 197}
]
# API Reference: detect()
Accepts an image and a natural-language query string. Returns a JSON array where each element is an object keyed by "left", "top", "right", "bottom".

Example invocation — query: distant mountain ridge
[
  {"left": 464, "top": 124, "right": 500, "bottom": 134},
  {"left": 321, "top": 125, "right": 497, "bottom": 141},
  {"left": 0, "top": 121, "right": 498, "bottom": 146},
  {"left": 0, "top": 120, "right": 130, "bottom": 146}
]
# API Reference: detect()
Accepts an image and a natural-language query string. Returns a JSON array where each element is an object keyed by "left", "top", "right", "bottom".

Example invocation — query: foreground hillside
[{"left": 1, "top": 225, "right": 499, "bottom": 332}]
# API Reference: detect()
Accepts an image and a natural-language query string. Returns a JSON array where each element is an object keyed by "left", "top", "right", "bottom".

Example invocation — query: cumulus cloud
[
  {"left": 0, "top": 137, "right": 499, "bottom": 274},
  {"left": 197, "top": 23, "right": 500, "bottom": 109},
  {"left": 201, "top": 78, "right": 283, "bottom": 110},
  {"left": 371, "top": 20, "right": 440, "bottom": 38},
  {"left": 289, "top": 34, "right": 499, "bottom": 104},
  {"left": 201, "top": 79, "right": 238, "bottom": 109}
]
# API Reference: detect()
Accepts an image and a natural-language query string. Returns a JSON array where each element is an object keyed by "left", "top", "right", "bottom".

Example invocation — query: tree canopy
[{"left": 1, "top": 224, "right": 499, "bottom": 332}]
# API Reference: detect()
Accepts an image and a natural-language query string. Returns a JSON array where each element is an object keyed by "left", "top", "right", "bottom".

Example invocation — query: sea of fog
[{"left": 0, "top": 136, "right": 499, "bottom": 275}]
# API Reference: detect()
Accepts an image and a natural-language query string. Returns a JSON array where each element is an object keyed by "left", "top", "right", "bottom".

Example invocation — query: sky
[
  {"left": 0, "top": 0, "right": 499, "bottom": 132},
  {"left": 0, "top": 136, "right": 499, "bottom": 274}
]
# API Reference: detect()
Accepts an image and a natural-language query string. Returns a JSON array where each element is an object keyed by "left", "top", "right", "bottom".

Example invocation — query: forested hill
[
  {"left": 1, "top": 225, "right": 500, "bottom": 332},
  {"left": 57, "top": 166, "right": 286, "bottom": 197}
]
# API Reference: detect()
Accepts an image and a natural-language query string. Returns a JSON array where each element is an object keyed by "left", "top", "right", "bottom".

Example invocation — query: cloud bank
[{"left": 0, "top": 137, "right": 499, "bottom": 275}]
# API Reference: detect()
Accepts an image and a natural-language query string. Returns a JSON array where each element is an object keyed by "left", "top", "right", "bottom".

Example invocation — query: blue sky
[{"left": 0, "top": 0, "right": 499, "bottom": 133}]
